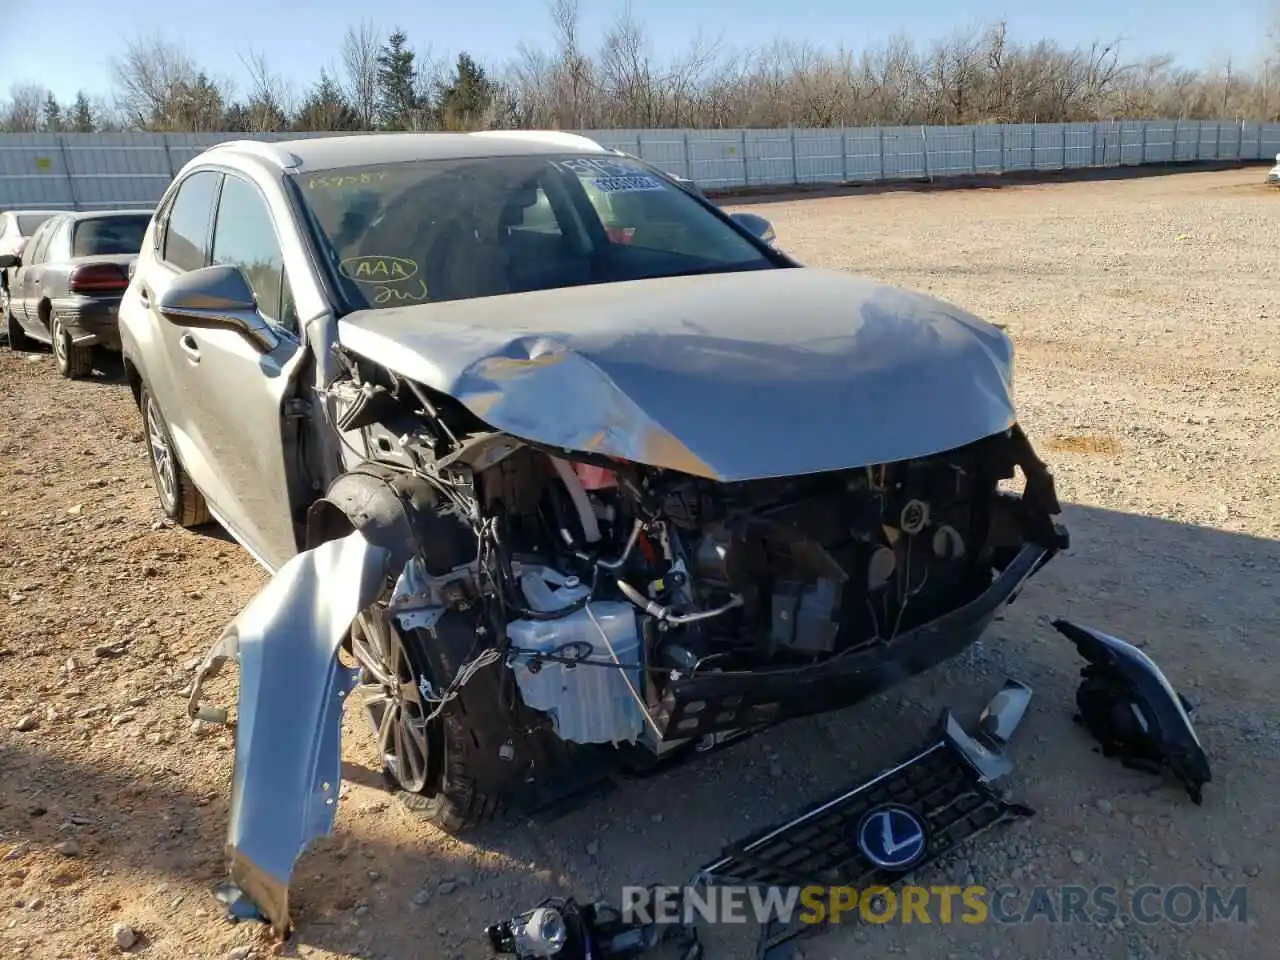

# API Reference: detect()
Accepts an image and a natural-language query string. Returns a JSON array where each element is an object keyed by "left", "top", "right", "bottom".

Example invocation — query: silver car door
[
  {"left": 136, "top": 170, "right": 223, "bottom": 519},
  {"left": 172, "top": 171, "right": 304, "bottom": 569}
]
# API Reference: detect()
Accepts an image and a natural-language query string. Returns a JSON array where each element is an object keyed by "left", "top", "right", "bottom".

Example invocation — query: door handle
[
  {"left": 179, "top": 333, "right": 200, "bottom": 363},
  {"left": 138, "top": 285, "right": 151, "bottom": 307}
]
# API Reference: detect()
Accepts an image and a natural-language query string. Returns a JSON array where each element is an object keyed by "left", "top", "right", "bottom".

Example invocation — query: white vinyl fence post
[
  {"left": 741, "top": 129, "right": 749, "bottom": 187},
  {"left": 841, "top": 124, "right": 848, "bottom": 182},
  {"left": 920, "top": 125, "right": 931, "bottom": 181},
  {"left": 682, "top": 131, "right": 691, "bottom": 180},
  {"left": 789, "top": 128, "right": 798, "bottom": 185},
  {"left": 971, "top": 126, "right": 978, "bottom": 174},
  {"left": 878, "top": 127, "right": 886, "bottom": 180}
]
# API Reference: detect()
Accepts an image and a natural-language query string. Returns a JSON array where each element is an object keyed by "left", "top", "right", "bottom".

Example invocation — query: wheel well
[
  {"left": 37, "top": 298, "right": 50, "bottom": 324},
  {"left": 122, "top": 357, "right": 143, "bottom": 407}
]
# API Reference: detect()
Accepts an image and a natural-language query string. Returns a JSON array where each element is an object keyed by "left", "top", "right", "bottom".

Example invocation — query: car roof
[
  {"left": 64, "top": 209, "right": 154, "bottom": 220},
  {"left": 5, "top": 209, "right": 63, "bottom": 219},
  {"left": 201, "top": 131, "right": 612, "bottom": 174}
]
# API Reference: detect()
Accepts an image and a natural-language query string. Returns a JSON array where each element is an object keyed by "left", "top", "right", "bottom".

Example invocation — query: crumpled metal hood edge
[{"left": 337, "top": 268, "right": 1017, "bottom": 479}]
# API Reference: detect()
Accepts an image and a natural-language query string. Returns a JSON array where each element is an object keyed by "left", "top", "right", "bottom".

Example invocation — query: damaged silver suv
[{"left": 119, "top": 131, "right": 1067, "bottom": 932}]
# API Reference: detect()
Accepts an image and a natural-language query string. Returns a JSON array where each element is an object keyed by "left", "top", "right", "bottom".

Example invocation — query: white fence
[{"left": 2, "top": 119, "right": 1278, "bottom": 210}]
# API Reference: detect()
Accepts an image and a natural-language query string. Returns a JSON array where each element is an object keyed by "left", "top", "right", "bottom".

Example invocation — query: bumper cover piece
[
  {"left": 186, "top": 530, "right": 390, "bottom": 935},
  {"left": 1053, "top": 618, "right": 1212, "bottom": 804}
]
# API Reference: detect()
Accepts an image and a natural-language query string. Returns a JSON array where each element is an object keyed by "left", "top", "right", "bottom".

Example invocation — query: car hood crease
[{"left": 337, "top": 268, "right": 1018, "bottom": 479}]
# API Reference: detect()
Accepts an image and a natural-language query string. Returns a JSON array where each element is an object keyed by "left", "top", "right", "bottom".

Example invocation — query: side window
[
  {"left": 163, "top": 171, "right": 221, "bottom": 272},
  {"left": 48, "top": 220, "right": 72, "bottom": 262},
  {"left": 210, "top": 175, "right": 294, "bottom": 334},
  {"left": 25, "top": 222, "right": 55, "bottom": 265}
]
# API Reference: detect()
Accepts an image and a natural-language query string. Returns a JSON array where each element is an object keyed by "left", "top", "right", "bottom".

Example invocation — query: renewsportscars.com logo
[{"left": 619, "top": 883, "right": 1249, "bottom": 927}]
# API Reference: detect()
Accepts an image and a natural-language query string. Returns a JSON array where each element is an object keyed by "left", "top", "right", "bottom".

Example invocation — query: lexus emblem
[{"left": 857, "top": 804, "right": 927, "bottom": 871}]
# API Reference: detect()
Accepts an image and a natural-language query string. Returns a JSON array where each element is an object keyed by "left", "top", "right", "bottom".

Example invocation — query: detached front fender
[{"left": 187, "top": 530, "right": 390, "bottom": 935}]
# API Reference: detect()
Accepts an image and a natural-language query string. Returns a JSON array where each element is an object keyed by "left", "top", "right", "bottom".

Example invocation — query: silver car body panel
[
  {"left": 337, "top": 267, "right": 1017, "bottom": 480},
  {"left": 186, "top": 530, "right": 389, "bottom": 934}
]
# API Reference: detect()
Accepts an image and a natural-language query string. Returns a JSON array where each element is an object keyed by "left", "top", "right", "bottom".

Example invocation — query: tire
[
  {"left": 348, "top": 600, "right": 502, "bottom": 834},
  {"left": 5, "top": 306, "right": 37, "bottom": 352},
  {"left": 51, "top": 313, "right": 93, "bottom": 379},
  {"left": 138, "top": 382, "right": 211, "bottom": 527}
]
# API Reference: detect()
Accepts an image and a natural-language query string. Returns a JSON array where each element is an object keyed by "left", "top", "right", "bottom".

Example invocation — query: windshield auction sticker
[{"left": 590, "top": 174, "right": 665, "bottom": 193}]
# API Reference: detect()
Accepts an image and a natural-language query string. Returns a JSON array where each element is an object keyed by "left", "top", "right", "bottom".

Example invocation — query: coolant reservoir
[
  {"left": 506, "top": 601, "right": 645, "bottom": 745},
  {"left": 519, "top": 566, "right": 591, "bottom": 613}
]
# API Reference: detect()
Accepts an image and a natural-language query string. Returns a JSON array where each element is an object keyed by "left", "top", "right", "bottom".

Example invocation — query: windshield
[
  {"left": 72, "top": 215, "right": 150, "bottom": 256},
  {"left": 291, "top": 153, "right": 775, "bottom": 309},
  {"left": 17, "top": 214, "right": 54, "bottom": 236}
]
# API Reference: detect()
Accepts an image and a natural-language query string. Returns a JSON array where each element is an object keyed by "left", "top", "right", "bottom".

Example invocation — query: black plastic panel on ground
[{"left": 698, "top": 740, "right": 1022, "bottom": 889}]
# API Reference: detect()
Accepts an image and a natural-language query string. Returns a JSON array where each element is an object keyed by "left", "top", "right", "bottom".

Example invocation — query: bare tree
[
  {"left": 239, "top": 49, "right": 296, "bottom": 131},
  {"left": 341, "top": 20, "right": 382, "bottom": 130},
  {"left": 1, "top": 84, "right": 46, "bottom": 132}
]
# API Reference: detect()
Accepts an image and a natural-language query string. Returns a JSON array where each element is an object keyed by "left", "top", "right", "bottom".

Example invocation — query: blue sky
[{"left": 1, "top": 0, "right": 1272, "bottom": 104}]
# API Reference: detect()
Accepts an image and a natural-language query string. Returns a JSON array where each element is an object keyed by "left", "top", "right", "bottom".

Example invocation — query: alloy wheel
[
  {"left": 144, "top": 394, "right": 177, "bottom": 510},
  {"left": 349, "top": 605, "right": 434, "bottom": 793}
]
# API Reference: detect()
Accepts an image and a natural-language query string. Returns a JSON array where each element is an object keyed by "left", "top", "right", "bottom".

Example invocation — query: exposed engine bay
[{"left": 322, "top": 354, "right": 1067, "bottom": 755}]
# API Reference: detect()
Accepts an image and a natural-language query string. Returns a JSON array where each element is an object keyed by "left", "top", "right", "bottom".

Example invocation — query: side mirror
[
  {"left": 0, "top": 254, "right": 19, "bottom": 269},
  {"left": 730, "top": 212, "right": 777, "bottom": 247},
  {"left": 157, "top": 264, "right": 280, "bottom": 354}
]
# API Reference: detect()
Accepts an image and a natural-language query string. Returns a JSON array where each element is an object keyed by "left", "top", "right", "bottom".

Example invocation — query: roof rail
[
  {"left": 469, "top": 130, "right": 609, "bottom": 153},
  {"left": 202, "top": 138, "right": 302, "bottom": 170}
]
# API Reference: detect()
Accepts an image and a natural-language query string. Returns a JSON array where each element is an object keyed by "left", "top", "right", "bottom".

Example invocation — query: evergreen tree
[
  {"left": 296, "top": 69, "right": 359, "bottom": 130},
  {"left": 71, "top": 92, "right": 95, "bottom": 132},
  {"left": 41, "top": 93, "right": 63, "bottom": 132},
  {"left": 438, "top": 52, "right": 497, "bottom": 130},
  {"left": 376, "top": 29, "right": 418, "bottom": 130}
]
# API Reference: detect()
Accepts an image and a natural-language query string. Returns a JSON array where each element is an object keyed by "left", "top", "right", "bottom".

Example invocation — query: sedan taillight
[{"left": 69, "top": 263, "right": 129, "bottom": 295}]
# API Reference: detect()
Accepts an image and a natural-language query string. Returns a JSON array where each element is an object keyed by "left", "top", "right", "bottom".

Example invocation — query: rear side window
[
  {"left": 47, "top": 219, "right": 72, "bottom": 262},
  {"left": 25, "top": 221, "right": 57, "bottom": 265},
  {"left": 163, "top": 172, "right": 221, "bottom": 272},
  {"left": 73, "top": 216, "right": 149, "bottom": 257}
]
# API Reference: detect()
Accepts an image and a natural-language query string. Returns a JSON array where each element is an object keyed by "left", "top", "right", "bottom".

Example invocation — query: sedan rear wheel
[{"left": 51, "top": 314, "right": 93, "bottom": 379}]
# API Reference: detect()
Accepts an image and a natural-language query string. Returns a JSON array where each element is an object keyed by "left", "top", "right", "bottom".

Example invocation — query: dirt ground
[{"left": 1, "top": 167, "right": 1277, "bottom": 960}]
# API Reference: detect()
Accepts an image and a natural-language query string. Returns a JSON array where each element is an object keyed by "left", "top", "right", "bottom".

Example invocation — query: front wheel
[
  {"left": 139, "top": 383, "right": 211, "bottom": 527},
  {"left": 348, "top": 602, "right": 501, "bottom": 833}
]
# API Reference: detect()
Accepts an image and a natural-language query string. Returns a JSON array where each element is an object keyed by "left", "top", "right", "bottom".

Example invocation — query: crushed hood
[{"left": 336, "top": 268, "right": 1016, "bottom": 480}]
